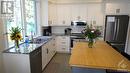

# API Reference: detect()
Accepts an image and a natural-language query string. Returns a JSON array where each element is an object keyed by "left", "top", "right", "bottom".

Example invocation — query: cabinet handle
[
  {"left": 62, "top": 37, "right": 66, "bottom": 39},
  {"left": 62, "top": 48, "right": 65, "bottom": 50},
  {"left": 46, "top": 49, "right": 49, "bottom": 54},
  {"left": 61, "top": 42, "right": 66, "bottom": 44}
]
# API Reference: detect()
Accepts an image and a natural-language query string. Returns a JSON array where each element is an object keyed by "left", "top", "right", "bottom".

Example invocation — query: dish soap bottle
[{"left": 25, "top": 36, "right": 29, "bottom": 43}]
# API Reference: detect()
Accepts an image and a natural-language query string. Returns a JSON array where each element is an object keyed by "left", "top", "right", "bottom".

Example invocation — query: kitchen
[{"left": 0, "top": 0, "right": 130, "bottom": 73}]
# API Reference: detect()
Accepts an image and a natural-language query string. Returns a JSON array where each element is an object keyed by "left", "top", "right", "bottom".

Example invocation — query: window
[
  {"left": 25, "top": 0, "right": 37, "bottom": 36},
  {"left": 6, "top": 0, "right": 23, "bottom": 47},
  {"left": 6, "top": 0, "right": 37, "bottom": 48}
]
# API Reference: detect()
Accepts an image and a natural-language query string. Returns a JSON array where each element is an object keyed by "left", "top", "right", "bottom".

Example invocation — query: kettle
[{"left": 65, "top": 28, "right": 72, "bottom": 35}]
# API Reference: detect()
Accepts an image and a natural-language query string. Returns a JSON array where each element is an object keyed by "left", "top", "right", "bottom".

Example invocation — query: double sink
[{"left": 30, "top": 36, "right": 52, "bottom": 44}]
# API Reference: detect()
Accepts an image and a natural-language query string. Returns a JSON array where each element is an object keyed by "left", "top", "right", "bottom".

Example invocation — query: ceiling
[{"left": 48, "top": 0, "right": 103, "bottom": 4}]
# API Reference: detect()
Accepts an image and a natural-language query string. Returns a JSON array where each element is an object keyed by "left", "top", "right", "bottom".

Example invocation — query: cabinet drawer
[
  {"left": 57, "top": 47, "right": 70, "bottom": 53},
  {"left": 57, "top": 36, "right": 68, "bottom": 40},
  {"left": 57, "top": 45, "right": 69, "bottom": 50}
]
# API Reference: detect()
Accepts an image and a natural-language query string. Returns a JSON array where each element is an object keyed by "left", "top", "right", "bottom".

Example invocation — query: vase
[
  {"left": 15, "top": 40, "right": 19, "bottom": 49},
  {"left": 88, "top": 38, "right": 94, "bottom": 48}
]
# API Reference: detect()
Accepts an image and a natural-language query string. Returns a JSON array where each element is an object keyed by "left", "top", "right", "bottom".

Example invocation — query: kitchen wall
[
  {"left": 0, "top": 18, "right": 6, "bottom": 73},
  {"left": 36, "top": 0, "right": 42, "bottom": 36},
  {"left": 52, "top": 26, "right": 86, "bottom": 34},
  {"left": 105, "top": 0, "right": 130, "bottom": 15},
  {"left": 0, "top": 0, "right": 7, "bottom": 72},
  {"left": 41, "top": 0, "right": 49, "bottom": 26}
]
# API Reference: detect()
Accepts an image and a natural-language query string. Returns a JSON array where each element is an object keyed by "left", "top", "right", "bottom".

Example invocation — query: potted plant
[
  {"left": 10, "top": 27, "right": 22, "bottom": 49},
  {"left": 82, "top": 24, "right": 101, "bottom": 48}
]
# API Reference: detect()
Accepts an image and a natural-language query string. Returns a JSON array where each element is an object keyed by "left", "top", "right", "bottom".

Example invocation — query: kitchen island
[
  {"left": 69, "top": 41, "right": 130, "bottom": 73},
  {"left": 3, "top": 36, "right": 56, "bottom": 73}
]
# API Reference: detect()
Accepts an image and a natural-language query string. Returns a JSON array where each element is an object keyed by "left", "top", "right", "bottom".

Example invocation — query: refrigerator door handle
[
  {"left": 116, "top": 18, "right": 120, "bottom": 40},
  {"left": 113, "top": 18, "right": 117, "bottom": 40}
]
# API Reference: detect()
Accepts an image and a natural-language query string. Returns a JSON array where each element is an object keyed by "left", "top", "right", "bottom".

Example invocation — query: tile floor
[{"left": 42, "top": 53, "right": 71, "bottom": 73}]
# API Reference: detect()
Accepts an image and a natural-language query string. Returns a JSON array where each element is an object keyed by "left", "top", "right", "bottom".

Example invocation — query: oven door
[
  {"left": 70, "top": 38, "right": 85, "bottom": 54},
  {"left": 71, "top": 38, "right": 85, "bottom": 48}
]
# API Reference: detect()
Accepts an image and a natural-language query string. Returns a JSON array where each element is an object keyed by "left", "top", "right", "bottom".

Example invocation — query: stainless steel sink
[{"left": 30, "top": 38, "right": 49, "bottom": 44}]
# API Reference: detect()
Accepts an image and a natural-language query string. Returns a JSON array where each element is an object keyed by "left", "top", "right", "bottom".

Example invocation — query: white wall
[
  {"left": 52, "top": 26, "right": 85, "bottom": 34},
  {"left": 105, "top": 0, "right": 130, "bottom": 15},
  {"left": 41, "top": 0, "right": 48, "bottom": 26},
  {"left": 0, "top": 18, "right": 6, "bottom": 73},
  {"left": 0, "top": 1, "right": 10, "bottom": 73}
]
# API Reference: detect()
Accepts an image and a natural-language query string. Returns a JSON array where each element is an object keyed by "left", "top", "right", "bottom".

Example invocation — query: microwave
[{"left": 71, "top": 21, "right": 87, "bottom": 26}]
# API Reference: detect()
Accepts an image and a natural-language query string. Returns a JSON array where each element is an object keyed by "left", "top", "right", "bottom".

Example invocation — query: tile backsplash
[
  {"left": 52, "top": 26, "right": 86, "bottom": 34},
  {"left": 52, "top": 26, "right": 104, "bottom": 37}
]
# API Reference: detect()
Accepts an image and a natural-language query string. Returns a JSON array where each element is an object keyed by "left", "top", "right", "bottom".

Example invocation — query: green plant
[
  {"left": 82, "top": 25, "right": 101, "bottom": 39},
  {"left": 10, "top": 27, "right": 22, "bottom": 48},
  {"left": 10, "top": 27, "right": 22, "bottom": 41}
]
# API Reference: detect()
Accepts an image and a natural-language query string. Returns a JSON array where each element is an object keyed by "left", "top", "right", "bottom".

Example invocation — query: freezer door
[
  {"left": 105, "top": 16, "right": 117, "bottom": 42},
  {"left": 105, "top": 15, "right": 129, "bottom": 43},
  {"left": 114, "top": 15, "right": 129, "bottom": 43}
]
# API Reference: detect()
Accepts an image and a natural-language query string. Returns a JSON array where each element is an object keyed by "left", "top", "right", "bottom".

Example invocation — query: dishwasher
[{"left": 30, "top": 47, "right": 42, "bottom": 73}]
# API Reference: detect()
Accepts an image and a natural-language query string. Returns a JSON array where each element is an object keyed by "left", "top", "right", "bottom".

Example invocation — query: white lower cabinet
[
  {"left": 42, "top": 45, "right": 48, "bottom": 70},
  {"left": 42, "top": 38, "right": 56, "bottom": 70},
  {"left": 55, "top": 36, "right": 70, "bottom": 53}
]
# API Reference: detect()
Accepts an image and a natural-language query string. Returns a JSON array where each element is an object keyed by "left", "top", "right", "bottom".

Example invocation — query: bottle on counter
[
  {"left": 25, "top": 36, "right": 29, "bottom": 47},
  {"left": 25, "top": 36, "right": 29, "bottom": 43}
]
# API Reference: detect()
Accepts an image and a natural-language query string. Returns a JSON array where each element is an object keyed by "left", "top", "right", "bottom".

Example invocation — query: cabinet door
[
  {"left": 87, "top": 4, "right": 103, "bottom": 26},
  {"left": 79, "top": 5, "right": 87, "bottom": 21},
  {"left": 57, "top": 5, "right": 71, "bottom": 26},
  {"left": 71, "top": 5, "right": 80, "bottom": 21},
  {"left": 49, "top": 3, "right": 57, "bottom": 26},
  {"left": 52, "top": 38, "right": 56, "bottom": 55},
  {"left": 71, "top": 5, "right": 87, "bottom": 21},
  {"left": 42, "top": 46, "right": 47, "bottom": 70},
  {"left": 46, "top": 42, "right": 52, "bottom": 62},
  {"left": 49, "top": 39, "right": 54, "bottom": 57}
]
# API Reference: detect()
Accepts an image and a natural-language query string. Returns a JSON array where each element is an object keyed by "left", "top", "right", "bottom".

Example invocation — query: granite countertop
[
  {"left": 3, "top": 36, "right": 53, "bottom": 54},
  {"left": 52, "top": 33, "right": 70, "bottom": 36}
]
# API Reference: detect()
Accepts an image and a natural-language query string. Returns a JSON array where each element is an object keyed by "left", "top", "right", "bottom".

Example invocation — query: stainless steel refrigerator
[{"left": 104, "top": 15, "right": 129, "bottom": 52}]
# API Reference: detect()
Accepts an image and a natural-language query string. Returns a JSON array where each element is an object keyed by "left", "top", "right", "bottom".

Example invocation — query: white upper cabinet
[
  {"left": 87, "top": 4, "right": 104, "bottom": 26},
  {"left": 48, "top": 3, "right": 104, "bottom": 26},
  {"left": 70, "top": 4, "right": 87, "bottom": 21},
  {"left": 57, "top": 5, "right": 71, "bottom": 26},
  {"left": 71, "top": 5, "right": 80, "bottom": 21},
  {"left": 48, "top": 3, "right": 57, "bottom": 26}
]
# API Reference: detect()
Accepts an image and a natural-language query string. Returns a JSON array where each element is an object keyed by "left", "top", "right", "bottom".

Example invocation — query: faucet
[{"left": 31, "top": 31, "right": 34, "bottom": 43}]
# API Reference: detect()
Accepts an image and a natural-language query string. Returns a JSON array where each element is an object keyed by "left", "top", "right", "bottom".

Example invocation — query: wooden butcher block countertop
[{"left": 69, "top": 41, "right": 130, "bottom": 72}]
